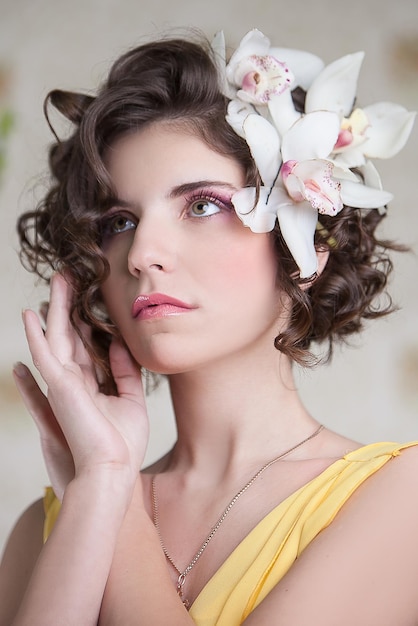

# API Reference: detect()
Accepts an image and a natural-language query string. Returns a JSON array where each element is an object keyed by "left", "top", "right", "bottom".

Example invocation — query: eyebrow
[
  {"left": 168, "top": 180, "right": 238, "bottom": 198},
  {"left": 105, "top": 180, "right": 239, "bottom": 211}
]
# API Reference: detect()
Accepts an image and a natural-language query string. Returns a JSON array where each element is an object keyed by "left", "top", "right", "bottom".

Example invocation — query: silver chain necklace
[{"left": 151, "top": 424, "right": 324, "bottom": 608}]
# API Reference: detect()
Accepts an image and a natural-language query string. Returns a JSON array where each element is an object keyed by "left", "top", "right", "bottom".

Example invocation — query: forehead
[{"left": 106, "top": 123, "right": 246, "bottom": 195}]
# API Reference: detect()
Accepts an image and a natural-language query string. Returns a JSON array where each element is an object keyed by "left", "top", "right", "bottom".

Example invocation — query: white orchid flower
[
  {"left": 224, "top": 30, "right": 325, "bottom": 135},
  {"left": 220, "top": 30, "right": 415, "bottom": 277},
  {"left": 232, "top": 111, "right": 343, "bottom": 277},
  {"left": 280, "top": 112, "right": 393, "bottom": 226},
  {"left": 305, "top": 52, "right": 416, "bottom": 168},
  {"left": 225, "top": 29, "right": 296, "bottom": 114},
  {"left": 232, "top": 111, "right": 393, "bottom": 277},
  {"left": 226, "top": 30, "right": 324, "bottom": 101}
]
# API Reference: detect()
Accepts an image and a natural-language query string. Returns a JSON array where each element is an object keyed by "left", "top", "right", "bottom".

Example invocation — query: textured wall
[{"left": 1, "top": 0, "right": 417, "bottom": 553}]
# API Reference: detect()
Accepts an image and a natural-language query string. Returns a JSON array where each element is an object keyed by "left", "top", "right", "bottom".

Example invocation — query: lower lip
[{"left": 136, "top": 304, "right": 193, "bottom": 320}]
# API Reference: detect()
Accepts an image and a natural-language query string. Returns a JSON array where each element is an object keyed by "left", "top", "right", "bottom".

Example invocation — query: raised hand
[{"left": 14, "top": 273, "right": 149, "bottom": 503}]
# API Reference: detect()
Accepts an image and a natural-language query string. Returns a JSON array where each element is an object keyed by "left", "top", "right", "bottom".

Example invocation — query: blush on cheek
[{"left": 226, "top": 240, "right": 277, "bottom": 285}]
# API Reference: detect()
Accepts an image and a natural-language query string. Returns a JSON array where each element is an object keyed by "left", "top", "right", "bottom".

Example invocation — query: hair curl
[{"left": 17, "top": 34, "right": 403, "bottom": 390}]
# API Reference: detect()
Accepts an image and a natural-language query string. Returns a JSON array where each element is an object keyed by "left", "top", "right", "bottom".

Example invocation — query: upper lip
[{"left": 132, "top": 293, "right": 194, "bottom": 317}]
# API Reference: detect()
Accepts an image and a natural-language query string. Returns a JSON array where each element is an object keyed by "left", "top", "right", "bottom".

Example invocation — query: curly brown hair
[{"left": 17, "top": 35, "right": 401, "bottom": 390}]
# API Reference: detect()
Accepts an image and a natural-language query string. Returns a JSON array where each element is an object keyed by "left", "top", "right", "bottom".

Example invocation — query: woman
[{"left": 0, "top": 29, "right": 417, "bottom": 625}]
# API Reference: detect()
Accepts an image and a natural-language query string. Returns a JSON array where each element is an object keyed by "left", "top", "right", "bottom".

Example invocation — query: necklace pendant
[{"left": 177, "top": 573, "right": 190, "bottom": 610}]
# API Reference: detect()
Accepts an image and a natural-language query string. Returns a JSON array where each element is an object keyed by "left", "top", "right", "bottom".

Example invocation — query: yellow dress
[{"left": 43, "top": 441, "right": 418, "bottom": 626}]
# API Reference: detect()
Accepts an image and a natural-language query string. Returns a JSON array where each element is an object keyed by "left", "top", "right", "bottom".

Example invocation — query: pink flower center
[
  {"left": 335, "top": 128, "right": 353, "bottom": 149},
  {"left": 240, "top": 55, "right": 294, "bottom": 103},
  {"left": 333, "top": 108, "right": 369, "bottom": 152}
]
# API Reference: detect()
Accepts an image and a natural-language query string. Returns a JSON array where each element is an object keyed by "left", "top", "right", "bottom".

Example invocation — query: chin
[{"left": 129, "top": 334, "right": 203, "bottom": 376}]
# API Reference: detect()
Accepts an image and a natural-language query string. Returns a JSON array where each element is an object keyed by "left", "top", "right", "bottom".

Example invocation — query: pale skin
[{"left": 1, "top": 123, "right": 418, "bottom": 625}]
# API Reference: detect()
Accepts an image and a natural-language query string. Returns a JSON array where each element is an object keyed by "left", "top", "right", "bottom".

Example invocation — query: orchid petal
[
  {"left": 211, "top": 31, "right": 235, "bottom": 98},
  {"left": 267, "top": 89, "right": 301, "bottom": 136},
  {"left": 235, "top": 89, "right": 263, "bottom": 105},
  {"left": 211, "top": 31, "right": 226, "bottom": 70},
  {"left": 232, "top": 187, "right": 279, "bottom": 233},
  {"left": 226, "top": 99, "right": 255, "bottom": 138},
  {"left": 357, "top": 161, "right": 383, "bottom": 189},
  {"left": 332, "top": 164, "right": 360, "bottom": 182},
  {"left": 277, "top": 201, "right": 319, "bottom": 278},
  {"left": 357, "top": 162, "right": 387, "bottom": 214},
  {"left": 269, "top": 47, "right": 325, "bottom": 90},
  {"left": 332, "top": 147, "right": 367, "bottom": 169},
  {"left": 363, "top": 103, "right": 416, "bottom": 159},
  {"left": 305, "top": 52, "right": 364, "bottom": 117},
  {"left": 282, "top": 111, "right": 340, "bottom": 162},
  {"left": 242, "top": 114, "right": 281, "bottom": 186},
  {"left": 340, "top": 179, "right": 393, "bottom": 209}
]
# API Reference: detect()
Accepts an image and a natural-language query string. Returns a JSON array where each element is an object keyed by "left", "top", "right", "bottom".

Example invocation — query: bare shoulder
[
  {"left": 355, "top": 440, "right": 418, "bottom": 504},
  {"left": 348, "top": 441, "right": 418, "bottom": 522},
  {"left": 244, "top": 442, "right": 418, "bottom": 626},
  {"left": 0, "top": 498, "right": 45, "bottom": 625}
]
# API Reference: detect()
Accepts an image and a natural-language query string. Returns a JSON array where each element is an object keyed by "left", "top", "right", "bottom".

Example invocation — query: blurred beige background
[{"left": 1, "top": 0, "right": 417, "bottom": 554}]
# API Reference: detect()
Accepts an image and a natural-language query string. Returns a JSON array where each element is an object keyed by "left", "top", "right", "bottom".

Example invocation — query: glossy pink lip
[{"left": 132, "top": 293, "right": 195, "bottom": 320}]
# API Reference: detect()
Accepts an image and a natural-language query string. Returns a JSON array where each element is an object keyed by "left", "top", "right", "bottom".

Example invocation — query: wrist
[{"left": 65, "top": 466, "right": 138, "bottom": 516}]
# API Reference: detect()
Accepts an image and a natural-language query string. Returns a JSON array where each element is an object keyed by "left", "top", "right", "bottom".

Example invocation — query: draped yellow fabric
[{"left": 43, "top": 441, "right": 418, "bottom": 626}]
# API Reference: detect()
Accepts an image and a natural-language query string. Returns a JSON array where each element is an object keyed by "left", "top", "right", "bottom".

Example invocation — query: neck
[{"left": 166, "top": 348, "right": 318, "bottom": 481}]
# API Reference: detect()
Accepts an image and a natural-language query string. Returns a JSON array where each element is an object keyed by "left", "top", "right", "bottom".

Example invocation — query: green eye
[{"left": 189, "top": 199, "right": 221, "bottom": 217}]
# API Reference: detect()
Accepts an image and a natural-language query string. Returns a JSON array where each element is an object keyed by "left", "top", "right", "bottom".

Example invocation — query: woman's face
[{"left": 100, "top": 123, "right": 287, "bottom": 374}]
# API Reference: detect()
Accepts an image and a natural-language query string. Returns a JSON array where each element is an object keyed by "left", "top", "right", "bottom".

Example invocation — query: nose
[{"left": 127, "top": 214, "right": 175, "bottom": 277}]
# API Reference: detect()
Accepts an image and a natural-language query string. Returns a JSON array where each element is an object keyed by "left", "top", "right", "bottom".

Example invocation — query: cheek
[
  {"left": 205, "top": 233, "right": 278, "bottom": 297},
  {"left": 100, "top": 268, "right": 129, "bottom": 323},
  {"left": 235, "top": 235, "right": 277, "bottom": 280}
]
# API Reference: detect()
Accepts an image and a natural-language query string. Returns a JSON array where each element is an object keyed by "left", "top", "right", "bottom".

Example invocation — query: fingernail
[{"left": 13, "top": 362, "right": 29, "bottom": 378}]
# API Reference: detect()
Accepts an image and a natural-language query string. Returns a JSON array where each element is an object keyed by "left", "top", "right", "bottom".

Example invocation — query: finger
[
  {"left": 109, "top": 340, "right": 145, "bottom": 404},
  {"left": 22, "top": 307, "right": 61, "bottom": 384},
  {"left": 44, "top": 274, "right": 95, "bottom": 375},
  {"left": 13, "top": 361, "right": 66, "bottom": 443},
  {"left": 44, "top": 273, "right": 76, "bottom": 362}
]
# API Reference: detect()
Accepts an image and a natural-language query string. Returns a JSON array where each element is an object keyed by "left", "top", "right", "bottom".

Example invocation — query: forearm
[
  {"left": 13, "top": 471, "right": 132, "bottom": 626},
  {"left": 100, "top": 485, "right": 194, "bottom": 626}
]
